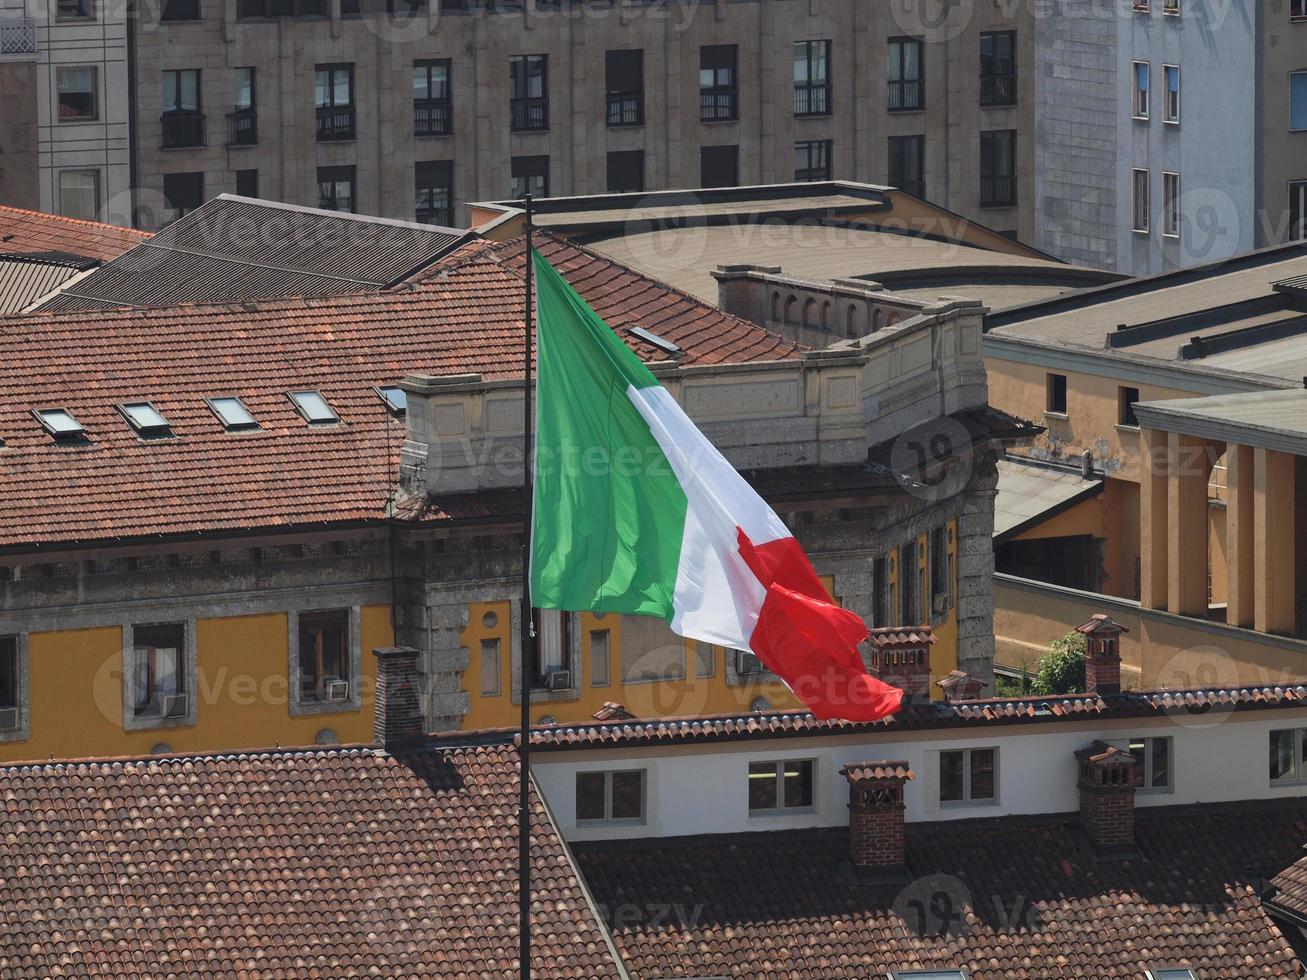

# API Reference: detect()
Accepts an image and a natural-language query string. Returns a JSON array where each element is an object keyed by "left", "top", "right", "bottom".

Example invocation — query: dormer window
[
  {"left": 208, "top": 396, "right": 260, "bottom": 431},
  {"left": 288, "top": 390, "right": 339, "bottom": 425},
  {"left": 118, "top": 402, "right": 172, "bottom": 437},
  {"left": 34, "top": 408, "right": 86, "bottom": 440},
  {"left": 377, "top": 385, "right": 406, "bottom": 417}
]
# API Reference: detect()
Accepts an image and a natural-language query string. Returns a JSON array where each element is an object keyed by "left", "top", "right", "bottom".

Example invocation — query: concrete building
[{"left": 1258, "top": 0, "right": 1307, "bottom": 247}]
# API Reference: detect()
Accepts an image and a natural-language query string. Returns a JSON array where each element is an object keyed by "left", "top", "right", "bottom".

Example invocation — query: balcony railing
[
  {"left": 980, "top": 175, "right": 1017, "bottom": 208},
  {"left": 794, "top": 83, "right": 830, "bottom": 117},
  {"left": 699, "top": 90, "right": 738, "bottom": 121},
  {"left": 510, "top": 96, "right": 548, "bottom": 131},
  {"left": 415, "top": 204, "right": 452, "bottom": 226},
  {"left": 414, "top": 98, "right": 452, "bottom": 136},
  {"left": 605, "top": 92, "right": 644, "bottom": 127},
  {"left": 0, "top": 19, "right": 36, "bottom": 55},
  {"left": 888, "top": 79, "right": 923, "bottom": 111},
  {"left": 226, "top": 107, "right": 257, "bottom": 146},
  {"left": 161, "top": 110, "right": 205, "bottom": 148},
  {"left": 316, "top": 104, "right": 356, "bottom": 141},
  {"left": 981, "top": 74, "right": 1017, "bottom": 107}
]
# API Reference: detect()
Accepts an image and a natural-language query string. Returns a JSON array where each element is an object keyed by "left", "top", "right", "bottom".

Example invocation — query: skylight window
[
  {"left": 377, "top": 385, "right": 407, "bottom": 417},
  {"left": 34, "top": 408, "right": 86, "bottom": 440},
  {"left": 208, "top": 396, "right": 259, "bottom": 431},
  {"left": 288, "top": 390, "right": 339, "bottom": 425},
  {"left": 118, "top": 402, "right": 172, "bottom": 437},
  {"left": 627, "top": 325, "right": 682, "bottom": 357},
  {"left": 892, "top": 972, "right": 968, "bottom": 980}
]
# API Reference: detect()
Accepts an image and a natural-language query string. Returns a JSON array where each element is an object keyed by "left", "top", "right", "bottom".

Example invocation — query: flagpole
[{"left": 518, "top": 192, "right": 535, "bottom": 980}]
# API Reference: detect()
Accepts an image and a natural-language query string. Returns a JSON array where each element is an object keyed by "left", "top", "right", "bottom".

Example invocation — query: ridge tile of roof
[{"left": 0, "top": 205, "right": 151, "bottom": 264}]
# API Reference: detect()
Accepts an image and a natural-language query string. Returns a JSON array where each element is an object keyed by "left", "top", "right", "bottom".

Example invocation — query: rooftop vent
[
  {"left": 288, "top": 390, "right": 339, "bottom": 425},
  {"left": 118, "top": 402, "right": 172, "bottom": 438},
  {"left": 627, "top": 325, "right": 682, "bottom": 357},
  {"left": 377, "top": 385, "right": 407, "bottom": 417},
  {"left": 208, "top": 396, "right": 260, "bottom": 431},
  {"left": 34, "top": 408, "right": 86, "bottom": 441}
]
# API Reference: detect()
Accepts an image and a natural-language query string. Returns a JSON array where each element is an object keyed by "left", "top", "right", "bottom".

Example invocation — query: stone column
[
  {"left": 954, "top": 458, "right": 997, "bottom": 687},
  {"left": 1225, "top": 443, "right": 1255, "bottom": 628},
  {"left": 1139, "top": 427, "right": 1169, "bottom": 610},
  {"left": 1167, "top": 432, "right": 1210, "bottom": 617},
  {"left": 1255, "top": 447, "right": 1297, "bottom": 634}
]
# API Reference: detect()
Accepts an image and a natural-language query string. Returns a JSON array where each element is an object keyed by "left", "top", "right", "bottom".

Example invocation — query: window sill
[
  {"left": 1163, "top": 119, "right": 1180, "bottom": 126},
  {"left": 1132, "top": 228, "right": 1150, "bottom": 236},
  {"left": 59, "top": 118, "right": 101, "bottom": 126},
  {"left": 315, "top": 136, "right": 358, "bottom": 144},
  {"left": 940, "top": 798, "right": 999, "bottom": 808},
  {"left": 1161, "top": 232, "right": 1180, "bottom": 240},
  {"left": 794, "top": 112, "right": 833, "bottom": 120},
  {"left": 980, "top": 101, "right": 1018, "bottom": 109},
  {"left": 0, "top": 720, "right": 28, "bottom": 744},
  {"left": 576, "top": 818, "right": 646, "bottom": 829},
  {"left": 414, "top": 131, "right": 454, "bottom": 138},
  {"left": 125, "top": 712, "right": 196, "bottom": 732},
  {"left": 887, "top": 107, "right": 925, "bottom": 114},
  {"left": 699, "top": 117, "right": 740, "bottom": 125},
  {"left": 748, "top": 806, "right": 816, "bottom": 818},
  {"left": 1115, "top": 423, "right": 1141, "bottom": 434},
  {"left": 290, "top": 696, "right": 361, "bottom": 717},
  {"left": 979, "top": 202, "right": 1017, "bottom": 210},
  {"left": 1044, "top": 410, "right": 1068, "bottom": 421},
  {"left": 1132, "top": 115, "right": 1150, "bottom": 123}
]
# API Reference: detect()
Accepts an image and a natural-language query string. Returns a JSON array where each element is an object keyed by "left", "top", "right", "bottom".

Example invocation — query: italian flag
[{"left": 529, "top": 251, "right": 903, "bottom": 722}]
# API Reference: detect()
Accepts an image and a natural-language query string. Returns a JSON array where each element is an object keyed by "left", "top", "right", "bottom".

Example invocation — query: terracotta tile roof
[
  {"left": 530, "top": 686, "right": 1307, "bottom": 749},
  {"left": 574, "top": 801, "right": 1307, "bottom": 978},
  {"left": 0, "top": 205, "right": 151, "bottom": 264},
  {"left": 0, "top": 233, "right": 797, "bottom": 549},
  {"left": 0, "top": 740, "right": 623, "bottom": 978},
  {"left": 866, "top": 626, "right": 936, "bottom": 648},
  {"left": 1268, "top": 846, "right": 1307, "bottom": 922}
]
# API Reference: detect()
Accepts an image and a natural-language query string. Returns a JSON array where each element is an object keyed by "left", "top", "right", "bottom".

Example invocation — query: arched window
[
  {"left": 803, "top": 298, "right": 818, "bottom": 328},
  {"left": 872, "top": 308, "right": 884, "bottom": 331},
  {"left": 770, "top": 291, "right": 781, "bottom": 322},
  {"left": 785, "top": 295, "right": 799, "bottom": 324},
  {"left": 821, "top": 301, "right": 832, "bottom": 330}
]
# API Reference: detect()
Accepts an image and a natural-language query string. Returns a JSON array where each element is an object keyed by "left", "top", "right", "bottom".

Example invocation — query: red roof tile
[
  {"left": 0, "top": 740, "right": 623, "bottom": 978},
  {"left": 0, "top": 233, "right": 798, "bottom": 549},
  {"left": 0, "top": 205, "right": 151, "bottom": 264},
  {"left": 840, "top": 761, "right": 914, "bottom": 782}
]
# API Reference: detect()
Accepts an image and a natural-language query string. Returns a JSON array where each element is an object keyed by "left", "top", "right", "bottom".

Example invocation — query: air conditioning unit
[
  {"left": 734, "top": 650, "right": 767, "bottom": 676},
  {"left": 546, "top": 669, "right": 572, "bottom": 692},
  {"left": 0, "top": 707, "right": 18, "bottom": 732},
  {"left": 325, "top": 678, "right": 350, "bottom": 702},
  {"left": 162, "top": 693, "right": 189, "bottom": 719},
  {"left": 932, "top": 593, "right": 951, "bottom": 615}
]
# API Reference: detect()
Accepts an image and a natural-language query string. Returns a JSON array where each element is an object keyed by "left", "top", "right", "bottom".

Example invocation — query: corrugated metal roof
[
  {"left": 0, "top": 256, "right": 84, "bottom": 314},
  {"left": 993, "top": 456, "right": 1102, "bottom": 541},
  {"left": 39, "top": 195, "right": 469, "bottom": 311}
]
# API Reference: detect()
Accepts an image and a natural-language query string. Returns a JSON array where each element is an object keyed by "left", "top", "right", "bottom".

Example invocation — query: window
[
  {"left": 1127, "top": 736, "right": 1172, "bottom": 791},
  {"left": 237, "top": 0, "right": 322, "bottom": 15},
  {"left": 700, "top": 144, "right": 739, "bottom": 188},
  {"left": 298, "top": 610, "right": 351, "bottom": 704},
  {"left": 872, "top": 555, "right": 891, "bottom": 627},
  {"left": 748, "top": 759, "right": 814, "bottom": 813},
  {"left": 888, "top": 135, "right": 925, "bottom": 198},
  {"left": 510, "top": 155, "right": 549, "bottom": 200},
  {"left": 699, "top": 44, "right": 738, "bottom": 121},
  {"left": 1132, "top": 168, "right": 1150, "bottom": 233},
  {"left": 939, "top": 747, "right": 997, "bottom": 803},
  {"left": 695, "top": 642, "right": 715, "bottom": 679},
  {"left": 317, "top": 165, "right": 355, "bottom": 213},
  {"left": 57, "top": 0, "right": 93, "bottom": 19},
  {"left": 1294, "top": 0, "right": 1307, "bottom": 18},
  {"left": 794, "top": 40, "right": 831, "bottom": 116},
  {"left": 893, "top": 973, "right": 968, "bottom": 980},
  {"left": 899, "top": 539, "right": 918, "bottom": 624},
  {"left": 131, "top": 623, "right": 187, "bottom": 721},
  {"left": 161, "top": 0, "right": 200, "bottom": 20},
  {"left": 1133, "top": 0, "right": 1149, "bottom": 9},
  {"left": 315, "top": 64, "right": 355, "bottom": 140},
  {"left": 1148, "top": 970, "right": 1196, "bottom": 980},
  {"left": 509, "top": 54, "right": 548, "bottom": 131},
  {"left": 1162, "top": 172, "right": 1180, "bottom": 238},
  {"left": 208, "top": 396, "right": 259, "bottom": 430},
  {"left": 979, "top": 130, "right": 1016, "bottom": 207},
  {"left": 58, "top": 170, "right": 99, "bottom": 220},
  {"left": 235, "top": 168, "right": 258, "bottom": 197},
  {"left": 619, "top": 615, "right": 686, "bottom": 683},
  {"left": 57, "top": 67, "right": 97, "bottom": 121},
  {"left": 606, "top": 150, "right": 644, "bottom": 194},
  {"left": 605, "top": 49, "right": 644, "bottom": 126},
  {"left": 35, "top": 408, "right": 86, "bottom": 439},
  {"left": 163, "top": 172, "right": 204, "bottom": 221},
  {"left": 0, "top": 636, "right": 20, "bottom": 733},
  {"left": 887, "top": 37, "right": 923, "bottom": 110},
  {"left": 1162, "top": 0, "right": 1179, "bottom": 13},
  {"left": 415, "top": 160, "right": 453, "bottom": 225},
  {"left": 479, "top": 639, "right": 501, "bottom": 696},
  {"left": 980, "top": 30, "right": 1017, "bottom": 106},
  {"left": 377, "top": 385, "right": 406, "bottom": 416},
  {"left": 1133, "top": 61, "right": 1150, "bottom": 119},
  {"left": 1163, "top": 64, "right": 1180, "bottom": 123},
  {"left": 118, "top": 402, "right": 172, "bottom": 437},
  {"left": 1046, "top": 372, "right": 1067, "bottom": 415},
  {"left": 590, "top": 629, "right": 611, "bottom": 687},
  {"left": 931, "top": 526, "right": 951, "bottom": 612},
  {"left": 414, "top": 59, "right": 451, "bottom": 136},
  {"left": 289, "top": 389, "right": 340, "bottom": 423},
  {"left": 161, "top": 69, "right": 203, "bottom": 147},
  {"left": 1118, "top": 386, "right": 1140, "bottom": 427},
  {"left": 531, "top": 609, "right": 573, "bottom": 688},
  {"left": 228, "top": 67, "right": 256, "bottom": 146},
  {"left": 575, "top": 769, "right": 644, "bottom": 824},
  {"left": 1292, "top": 181, "right": 1307, "bottom": 241},
  {"left": 1292, "top": 72, "right": 1307, "bottom": 131},
  {"left": 795, "top": 140, "right": 831, "bottom": 182}
]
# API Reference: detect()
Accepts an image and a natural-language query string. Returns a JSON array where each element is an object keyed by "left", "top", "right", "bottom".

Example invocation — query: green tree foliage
[{"left": 1030, "top": 630, "right": 1086, "bottom": 695}]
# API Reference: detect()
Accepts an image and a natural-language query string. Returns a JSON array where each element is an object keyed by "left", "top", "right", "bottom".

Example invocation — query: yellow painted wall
[{"left": 7, "top": 605, "right": 392, "bottom": 763}]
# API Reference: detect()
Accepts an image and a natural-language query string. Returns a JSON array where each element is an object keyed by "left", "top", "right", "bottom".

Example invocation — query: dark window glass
[
  {"left": 227, "top": 68, "right": 257, "bottom": 146},
  {"left": 795, "top": 140, "right": 831, "bottom": 182},
  {"left": 161, "top": 69, "right": 204, "bottom": 146},
  {"left": 298, "top": 610, "right": 348, "bottom": 700},
  {"left": 980, "top": 129, "right": 1017, "bottom": 207},
  {"left": 1119, "top": 386, "right": 1140, "bottom": 427},
  {"left": 415, "top": 160, "right": 453, "bottom": 225},
  {"left": 317, "top": 165, "right": 356, "bottom": 212},
  {"left": 510, "top": 155, "right": 549, "bottom": 200},
  {"left": 1047, "top": 373, "right": 1067, "bottom": 414},
  {"left": 783, "top": 759, "right": 813, "bottom": 808},
  {"left": 606, "top": 150, "right": 644, "bottom": 194},
  {"left": 575, "top": 771, "right": 606, "bottom": 820},
  {"left": 162, "top": 171, "right": 204, "bottom": 220},
  {"left": 132, "top": 623, "right": 185, "bottom": 716},
  {"left": 610, "top": 771, "right": 643, "bottom": 820},
  {"left": 57, "top": 0, "right": 93, "bottom": 18},
  {"left": 888, "top": 37, "right": 923, "bottom": 110},
  {"left": 605, "top": 49, "right": 644, "bottom": 126},
  {"left": 940, "top": 749, "right": 965, "bottom": 802},
  {"left": 899, "top": 539, "right": 917, "bottom": 624},
  {"left": 872, "top": 556, "right": 890, "bottom": 627},
  {"left": 888, "top": 134, "right": 925, "bottom": 198},
  {"left": 1291, "top": 181, "right": 1307, "bottom": 240},
  {"left": 315, "top": 64, "right": 355, "bottom": 140},
  {"left": 414, "top": 59, "right": 452, "bottom": 136},
  {"left": 1271, "top": 729, "right": 1298, "bottom": 781},
  {"left": 235, "top": 169, "right": 258, "bottom": 197},
  {"left": 969, "top": 748, "right": 996, "bottom": 800},
  {"left": 700, "top": 144, "right": 739, "bottom": 188},
  {"left": 748, "top": 760, "right": 778, "bottom": 810},
  {"left": 161, "top": 0, "right": 200, "bottom": 19},
  {"left": 980, "top": 30, "right": 1017, "bottom": 106},
  {"left": 699, "top": 44, "right": 738, "bottom": 121},
  {"left": 510, "top": 54, "right": 548, "bottom": 131},
  {"left": 57, "top": 67, "right": 97, "bottom": 121},
  {"left": 0, "top": 637, "right": 17, "bottom": 710},
  {"left": 794, "top": 40, "right": 831, "bottom": 116}
]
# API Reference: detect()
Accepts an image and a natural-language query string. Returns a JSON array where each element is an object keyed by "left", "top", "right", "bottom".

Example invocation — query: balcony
[
  {"left": 794, "top": 83, "right": 830, "bottom": 117},
  {"left": 980, "top": 175, "right": 1017, "bottom": 209},
  {"left": 510, "top": 96, "right": 548, "bottom": 132},
  {"left": 888, "top": 79, "right": 923, "bottom": 111},
  {"left": 981, "top": 74, "right": 1017, "bottom": 107},
  {"left": 699, "top": 90, "right": 738, "bottom": 122},
  {"left": 414, "top": 98, "right": 452, "bottom": 137},
  {"left": 316, "top": 105, "right": 355, "bottom": 141},
  {"left": 161, "top": 110, "right": 205, "bottom": 149},
  {"left": 226, "top": 107, "right": 257, "bottom": 146},
  {"left": 0, "top": 19, "right": 35, "bottom": 55},
  {"left": 605, "top": 92, "right": 643, "bottom": 127}
]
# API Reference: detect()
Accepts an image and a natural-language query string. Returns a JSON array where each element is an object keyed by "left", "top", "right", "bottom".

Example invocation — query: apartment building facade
[
  {"left": 1260, "top": 0, "right": 1307, "bottom": 247},
  {"left": 128, "top": 0, "right": 1037, "bottom": 234}
]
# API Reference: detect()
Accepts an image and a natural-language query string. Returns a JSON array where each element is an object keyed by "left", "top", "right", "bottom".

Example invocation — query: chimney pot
[
  {"left": 841, "top": 761, "right": 914, "bottom": 874},
  {"left": 372, "top": 646, "right": 424, "bottom": 748},
  {"left": 1075, "top": 740, "right": 1137, "bottom": 851},
  {"left": 866, "top": 628, "right": 935, "bottom": 703},
  {"left": 935, "top": 670, "right": 987, "bottom": 703},
  {"left": 1074, "top": 613, "right": 1127, "bottom": 695}
]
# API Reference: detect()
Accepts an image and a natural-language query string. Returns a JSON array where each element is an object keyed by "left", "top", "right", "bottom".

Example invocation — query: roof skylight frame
[
  {"left": 33, "top": 407, "right": 87, "bottom": 441},
  {"left": 116, "top": 401, "right": 173, "bottom": 438},
  {"left": 287, "top": 390, "right": 341, "bottom": 426},
  {"left": 206, "top": 395, "right": 261, "bottom": 432},
  {"left": 626, "top": 324, "right": 683, "bottom": 357},
  {"left": 376, "top": 385, "right": 407, "bottom": 418}
]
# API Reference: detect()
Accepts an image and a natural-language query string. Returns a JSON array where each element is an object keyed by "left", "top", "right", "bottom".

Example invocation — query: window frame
[
  {"left": 1293, "top": 0, "right": 1307, "bottom": 19},
  {"left": 0, "top": 634, "right": 28, "bottom": 743},
  {"left": 289, "top": 606, "right": 362, "bottom": 716},
  {"left": 160, "top": 0, "right": 201, "bottom": 21},
  {"left": 117, "top": 401, "right": 173, "bottom": 438},
  {"left": 794, "top": 139, "right": 832, "bottom": 182},
  {"left": 1162, "top": 171, "right": 1180, "bottom": 239},
  {"left": 1046, "top": 372, "right": 1068, "bottom": 416},
  {"left": 605, "top": 48, "right": 645, "bottom": 127},
  {"left": 162, "top": 171, "right": 204, "bottom": 220},
  {"left": 415, "top": 159, "right": 454, "bottom": 226},
  {"left": 1292, "top": 71, "right": 1307, "bottom": 132},
  {"left": 1269, "top": 727, "right": 1307, "bottom": 784},
  {"left": 509, "top": 53, "right": 549, "bottom": 132},
  {"left": 575, "top": 768, "right": 647, "bottom": 826},
  {"left": 1118, "top": 386, "right": 1141, "bottom": 428},
  {"left": 235, "top": 168, "right": 259, "bottom": 197},
  {"left": 979, "top": 129, "right": 1017, "bottom": 208},
  {"left": 699, "top": 43, "right": 739, "bottom": 121},
  {"left": 887, "top": 134, "right": 925, "bottom": 199},
  {"left": 510, "top": 154, "right": 550, "bottom": 201},
  {"left": 57, "top": 168, "right": 100, "bottom": 221},
  {"left": 413, "top": 58, "right": 452, "bottom": 137},
  {"left": 316, "top": 165, "right": 356, "bottom": 213},
  {"left": 1132, "top": 167, "right": 1151, "bottom": 234},
  {"left": 56, "top": 66, "right": 98, "bottom": 123},
  {"left": 887, "top": 36, "right": 924, "bottom": 111},
  {"left": 34, "top": 407, "right": 87, "bottom": 440},
  {"left": 315, "top": 63, "right": 356, "bottom": 141},
  {"left": 1124, "top": 735, "right": 1173, "bottom": 793},
  {"left": 606, "top": 149, "right": 645, "bottom": 194},
  {"left": 938, "top": 746, "right": 999, "bottom": 805},
  {"left": 793, "top": 39, "right": 832, "bottom": 117},
  {"left": 206, "top": 395, "right": 260, "bottom": 431},
  {"left": 892, "top": 971, "right": 970, "bottom": 980},
  {"left": 1163, "top": 64, "right": 1180, "bottom": 124},
  {"left": 1291, "top": 180, "right": 1307, "bottom": 241},
  {"left": 1132, "top": 60, "right": 1151, "bottom": 120},
  {"left": 747, "top": 758, "right": 816, "bottom": 815},
  {"left": 288, "top": 389, "right": 341, "bottom": 424},
  {"left": 979, "top": 30, "right": 1017, "bottom": 107},
  {"left": 123, "top": 621, "right": 197, "bottom": 731},
  {"left": 699, "top": 144, "right": 739, "bottom": 189},
  {"left": 56, "top": 0, "right": 95, "bottom": 21}
]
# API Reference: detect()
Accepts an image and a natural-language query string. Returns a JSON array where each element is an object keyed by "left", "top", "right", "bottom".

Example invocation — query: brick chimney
[
  {"left": 373, "top": 646, "right": 424, "bottom": 748},
  {"left": 841, "top": 761, "right": 914, "bottom": 875},
  {"left": 1075, "top": 740, "right": 1137, "bottom": 853},
  {"left": 935, "top": 669, "right": 986, "bottom": 703},
  {"left": 866, "top": 628, "right": 935, "bottom": 702},
  {"left": 1075, "top": 613, "right": 1128, "bottom": 695}
]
